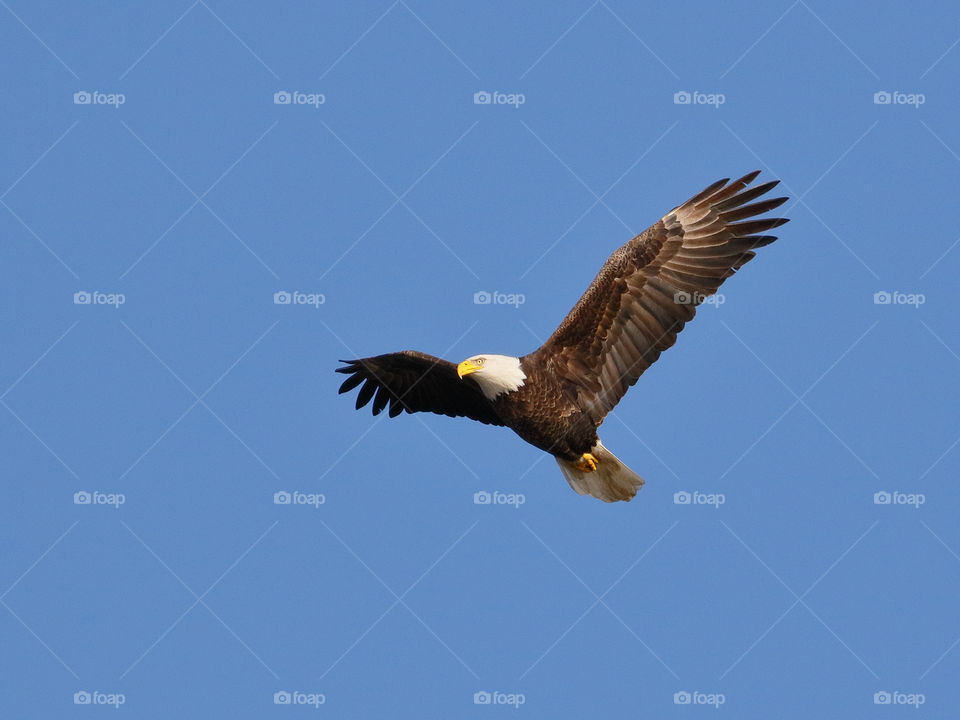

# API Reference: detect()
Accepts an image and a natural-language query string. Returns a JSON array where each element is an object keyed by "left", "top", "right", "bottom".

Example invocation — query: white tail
[{"left": 555, "top": 439, "right": 645, "bottom": 503}]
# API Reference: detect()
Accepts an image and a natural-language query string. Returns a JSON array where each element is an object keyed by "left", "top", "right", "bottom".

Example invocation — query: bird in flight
[{"left": 337, "top": 172, "right": 788, "bottom": 502}]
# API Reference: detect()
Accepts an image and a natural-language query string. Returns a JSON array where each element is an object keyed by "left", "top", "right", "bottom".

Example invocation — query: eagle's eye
[{"left": 476, "top": 358, "right": 485, "bottom": 365}]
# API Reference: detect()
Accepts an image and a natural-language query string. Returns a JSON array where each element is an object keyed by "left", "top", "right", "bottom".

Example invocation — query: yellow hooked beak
[{"left": 457, "top": 359, "right": 481, "bottom": 379}]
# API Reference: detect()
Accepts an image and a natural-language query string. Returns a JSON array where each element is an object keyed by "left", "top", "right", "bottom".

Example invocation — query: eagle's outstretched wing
[
  {"left": 336, "top": 351, "right": 505, "bottom": 426},
  {"left": 531, "top": 171, "right": 788, "bottom": 424}
]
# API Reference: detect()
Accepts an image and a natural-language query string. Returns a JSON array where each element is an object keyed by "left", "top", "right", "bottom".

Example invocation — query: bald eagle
[{"left": 337, "top": 172, "right": 788, "bottom": 502}]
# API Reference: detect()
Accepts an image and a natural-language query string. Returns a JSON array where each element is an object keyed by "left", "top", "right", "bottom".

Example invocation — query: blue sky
[{"left": 1, "top": 1, "right": 959, "bottom": 717}]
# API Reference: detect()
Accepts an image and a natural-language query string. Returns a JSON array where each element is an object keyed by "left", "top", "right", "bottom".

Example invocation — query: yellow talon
[{"left": 574, "top": 452, "right": 599, "bottom": 472}]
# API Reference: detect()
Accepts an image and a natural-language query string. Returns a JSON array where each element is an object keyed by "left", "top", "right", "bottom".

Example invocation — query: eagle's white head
[{"left": 457, "top": 354, "right": 526, "bottom": 400}]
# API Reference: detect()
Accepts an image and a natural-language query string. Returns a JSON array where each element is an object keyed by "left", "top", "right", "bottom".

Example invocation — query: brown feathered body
[{"left": 487, "top": 361, "right": 595, "bottom": 461}]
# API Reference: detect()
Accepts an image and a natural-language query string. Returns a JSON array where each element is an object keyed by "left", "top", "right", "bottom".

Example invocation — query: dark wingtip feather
[
  {"left": 718, "top": 196, "right": 789, "bottom": 222},
  {"left": 740, "top": 234, "right": 779, "bottom": 249},
  {"left": 355, "top": 379, "right": 377, "bottom": 410},
  {"left": 736, "top": 169, "right": 762, "bottom": 185},
  {"left": 372, "top": 387, "right": 390, "bottom": 415},
  {"left": 702, "top": 172, "right": 763, "bottom": 207},
  {"left": 335, "top": 359, "right": 358, "bottom": 374},
  {"left": 686, "top": 177, "right": 730, "bottom": 207},
  {"left": 338, "top": 371, "right": 364, "bottom": 394},
  {"left": 757, "top": 193, "right": 789, "bottom": 210},
  {"left": 713, "top": 180, "right": 782, "bottom": 212},
  {"left": 728, "top": 217, "right": 789, "bottom": 236}
]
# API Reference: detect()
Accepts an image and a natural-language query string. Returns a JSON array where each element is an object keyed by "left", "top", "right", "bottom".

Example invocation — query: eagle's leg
[{"left": 574, "top": 452, "right": 599, "bottom": 472}]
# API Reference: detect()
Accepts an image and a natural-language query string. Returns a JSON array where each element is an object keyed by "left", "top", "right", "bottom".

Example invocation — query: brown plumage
[
  {"left": 336, "top": 351, "right": 503, "bottom": 426},
  {"left": 337, "top": 172, "right": 788, "bottom": 502}
]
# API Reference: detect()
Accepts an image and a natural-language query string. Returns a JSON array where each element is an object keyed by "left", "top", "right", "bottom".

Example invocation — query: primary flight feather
[{"left": 337, "top": 171, "right": 788, "bottom": 502}]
